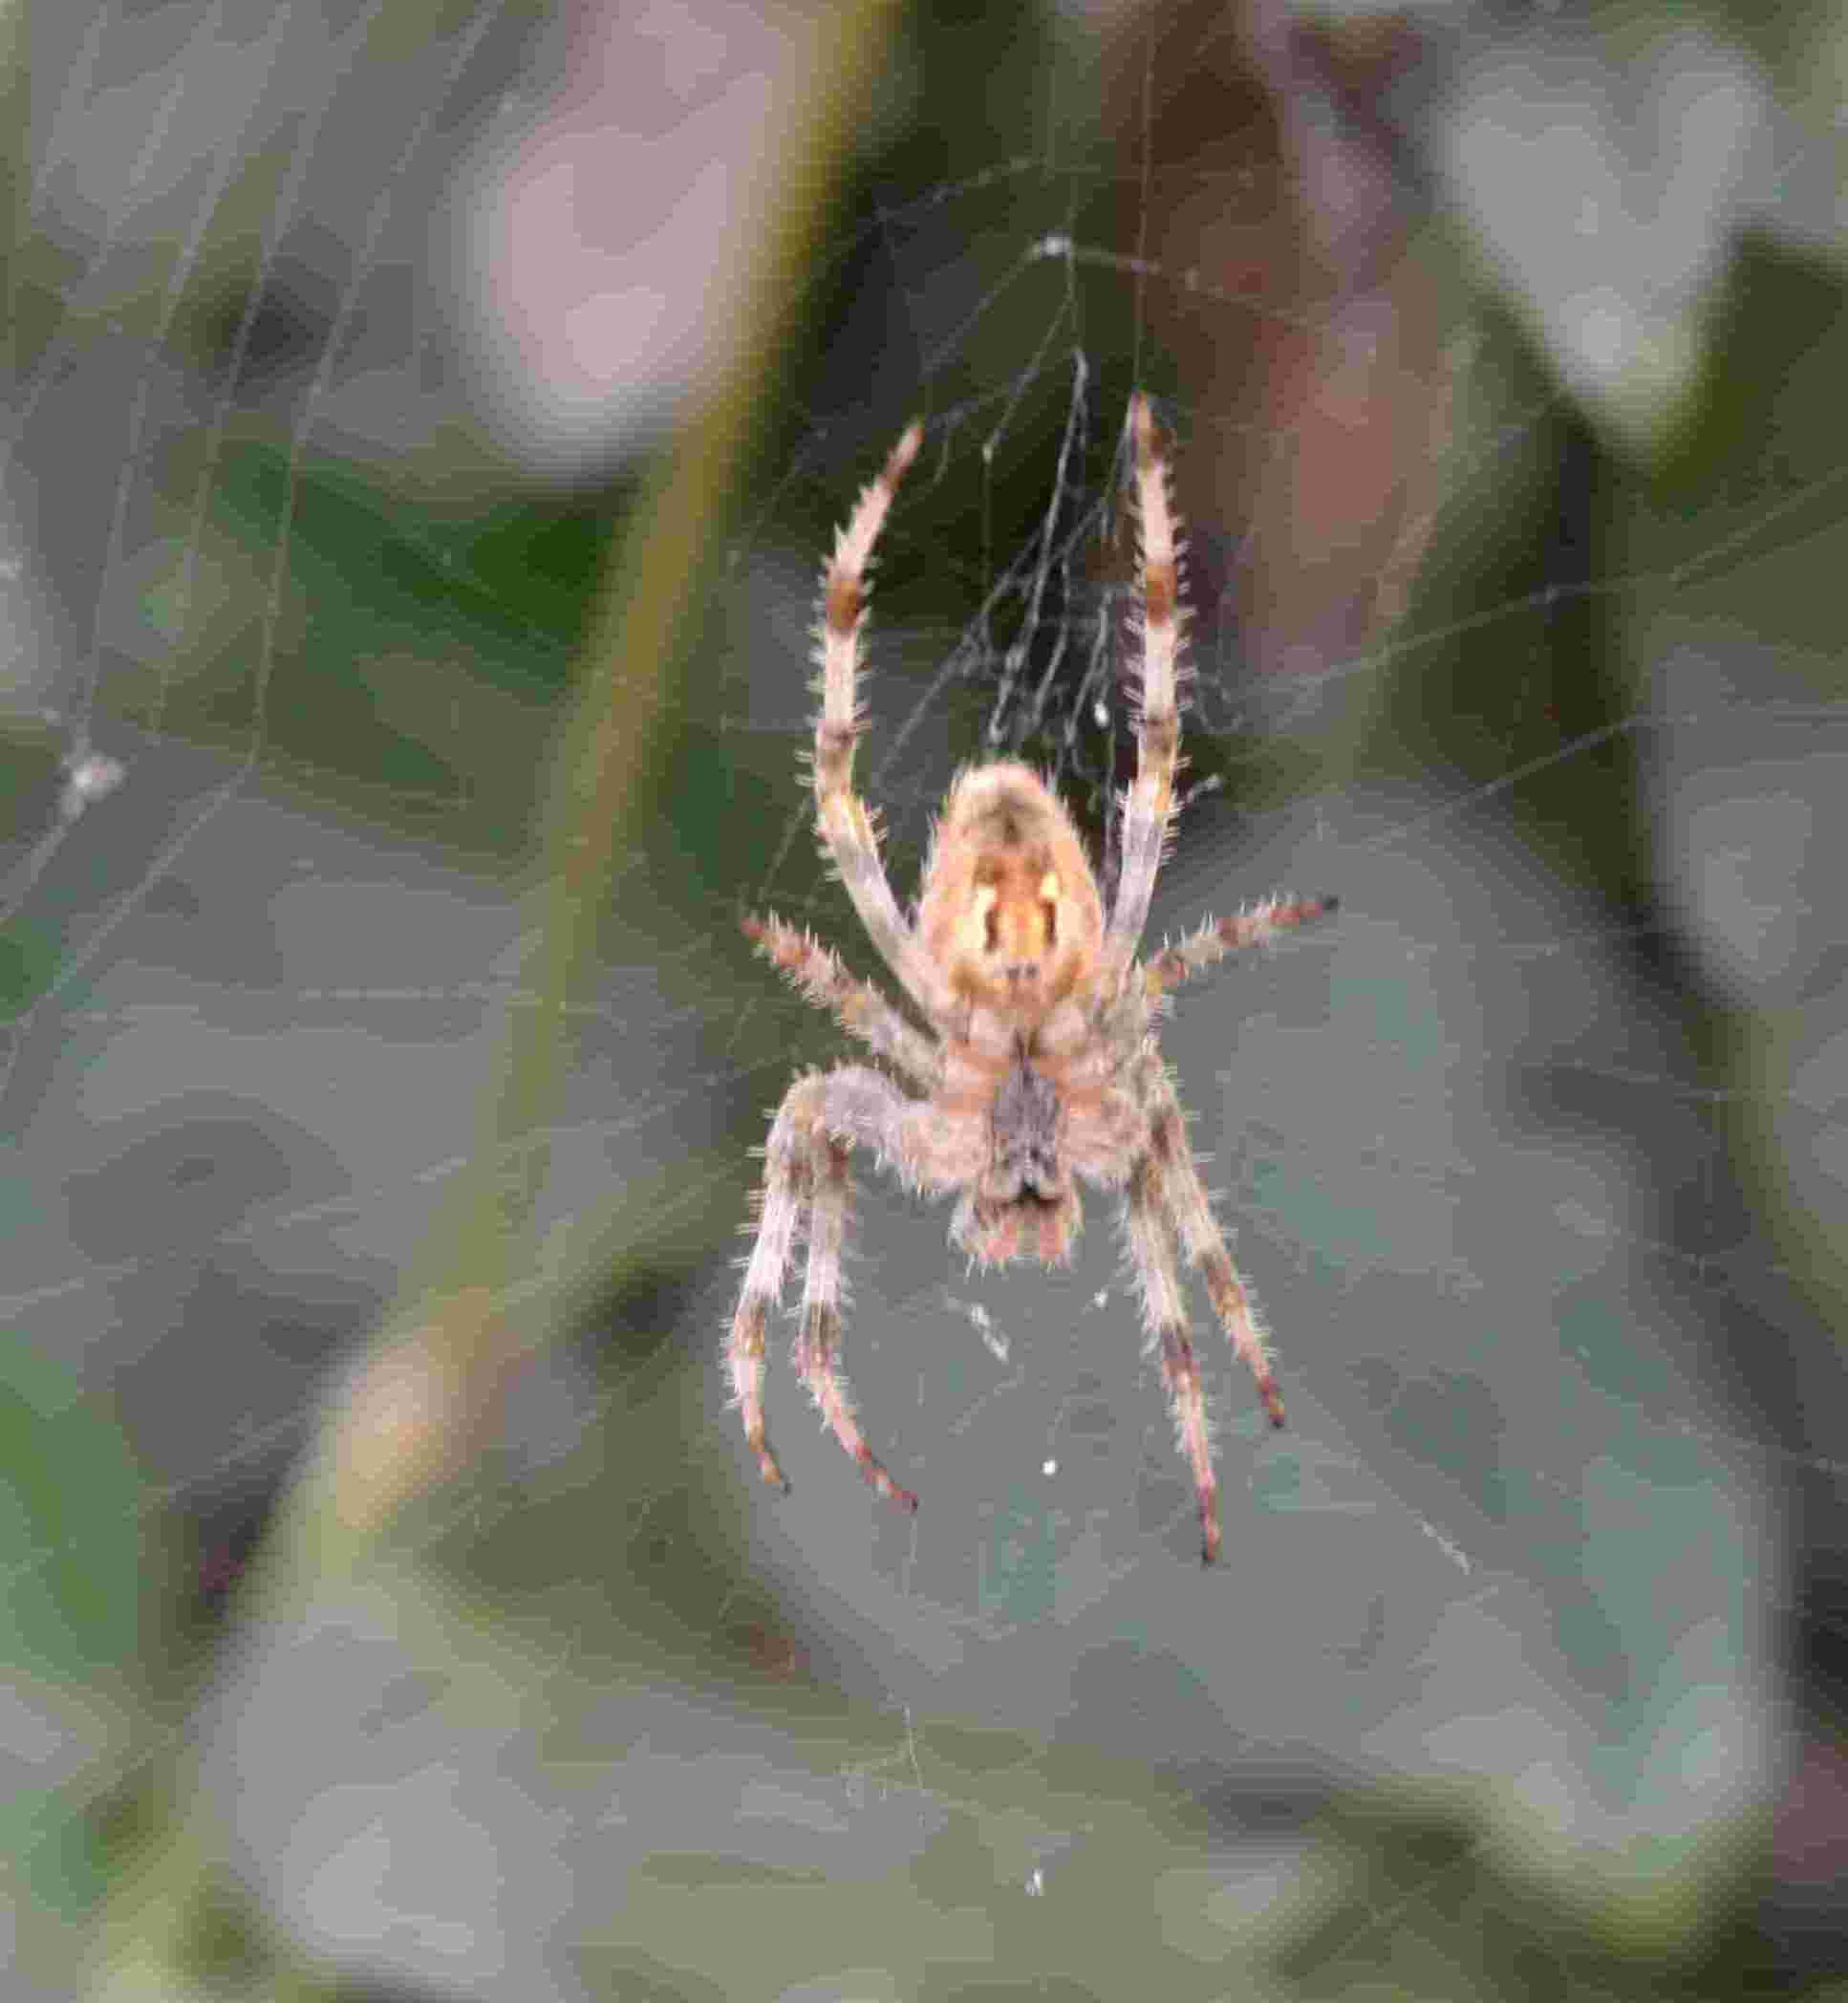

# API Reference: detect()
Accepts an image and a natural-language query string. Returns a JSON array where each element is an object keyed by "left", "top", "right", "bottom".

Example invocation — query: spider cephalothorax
[
  {"left": 916, "top": 763, "right": 1103, "bottom": 1020},
  {"left": 729, "top": 398, "right": 1337, "bottom": 1562}
]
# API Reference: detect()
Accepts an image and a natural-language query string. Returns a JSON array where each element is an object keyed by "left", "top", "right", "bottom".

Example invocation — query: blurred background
[{"left": 7, "top": 0, "right": 1848, "bottom": 1996}]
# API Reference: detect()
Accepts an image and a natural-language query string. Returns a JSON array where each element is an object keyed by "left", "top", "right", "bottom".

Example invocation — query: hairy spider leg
[
  {"left": 810, "top": 420, "right": 958, "bottom": 1024},
  {"left": 1106, "top": 395, "right": 1186, "bottom": 974}
]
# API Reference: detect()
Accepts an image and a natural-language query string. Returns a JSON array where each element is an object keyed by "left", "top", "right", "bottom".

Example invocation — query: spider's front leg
[
  {"left": 726, "top": 1065, "right": 922, "bottom": 1515},
  {"left": 810, "top": 419, "right": 957, "bottom": 1024},
  {"left": 1105, "top": 394, "right": 1187, "bottom": 974}
]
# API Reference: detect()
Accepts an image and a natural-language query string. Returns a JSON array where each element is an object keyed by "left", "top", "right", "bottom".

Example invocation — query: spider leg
[
  {"left": 742, "top": 911, "right": 943, "bottom": 1092},
  {"left": 1092, "top": 894, "right": 1340, "bottom": 1066},
  {"left": 1143, "top": 894, "right": 1340, "bottom": 1005},
  {"left": 811, "top": 420, "right": 957, "bottom": 1023},
  {"left": 727, "top": 1124, "right": 808, "bottom": 1496},
  {"left": 1147, "top": 1074, "right": 1286, "bottom": 1432},
  {"left": 726, "top": 1065, "right": 924, "bottom": 1513},
  {"left": 1106, "top": 395, "right": 1186, "bottom": 974},
  {"left": 1126, "top": 1149, "right": 1221, "bottom": 1564},
  {"left": 798, "top": 1132, "right": 917, "bottom": 1513}
]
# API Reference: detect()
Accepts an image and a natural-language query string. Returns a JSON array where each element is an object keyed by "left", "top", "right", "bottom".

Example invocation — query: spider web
[{"left": 7, "top": 4, "right": 1847, "bottom": 1997}]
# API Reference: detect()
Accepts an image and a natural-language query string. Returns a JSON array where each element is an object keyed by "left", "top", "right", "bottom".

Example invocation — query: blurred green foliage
[{"left": 2, "top": 1345, "right": 144, "bottom": 1920}]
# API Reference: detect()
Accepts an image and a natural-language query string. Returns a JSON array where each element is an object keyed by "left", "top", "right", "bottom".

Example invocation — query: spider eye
[
  {"left": 1042, "top": 900, "right": 1059, "bottom": 947},
  {"left": 983, "top": 904, "right": 1000, "bottom": 951}
]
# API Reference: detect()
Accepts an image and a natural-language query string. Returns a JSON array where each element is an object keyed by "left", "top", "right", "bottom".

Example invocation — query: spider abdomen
[
  {"left": 991, "top": 1060, "right": 1062, "bottom": 1199},
  {"left": 942, "top": 1057, "right": 1083, "bottom": 1267}
]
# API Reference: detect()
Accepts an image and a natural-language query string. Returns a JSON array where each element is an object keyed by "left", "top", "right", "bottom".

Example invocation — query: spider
[{"left": 729, "top": 396, "right": 1337, "bottom": 1563}]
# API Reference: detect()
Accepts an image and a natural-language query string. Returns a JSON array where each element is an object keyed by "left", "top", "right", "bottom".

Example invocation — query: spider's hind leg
[
  {"left": 1124, "top": 1151, "right": 1221, "bottom": 1564},
  {"left": 727, "top": 1065, "right": 924, "bottom": 1515},
  {"left": 799, "top": 1132, "right": 917, "bottom": 1513},
  {"left": 1148, "top": 1079, "right": 1285, "bottom": 1429},
  {"left": 726, "top": 1138, "right": 808, "bottom": 1497}
]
